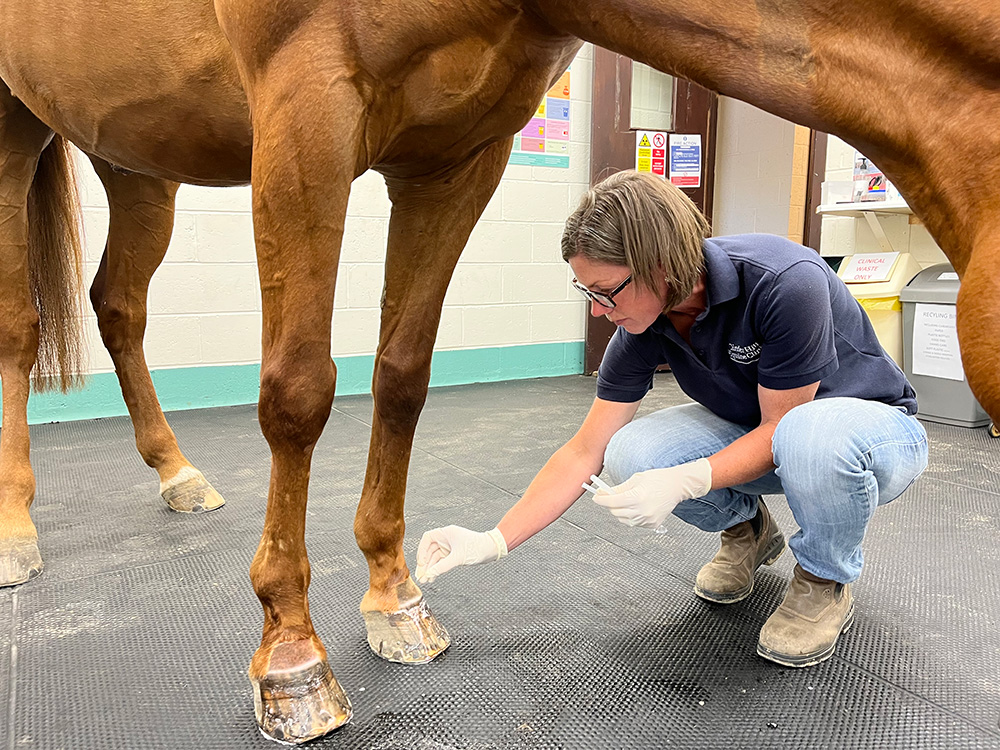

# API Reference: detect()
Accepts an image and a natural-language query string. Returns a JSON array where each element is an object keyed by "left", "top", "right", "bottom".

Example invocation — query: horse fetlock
[
  {"left": 353, "top": 515, "right": 405, "bottom": 560},
  {"left": 251, "top": 555, "right": 311, "bottom": 617},
  {"left": 160, "top": 466, "right": 226, "bottom": 513},
  {"left": 0, "top": 472, "right": 36, "bottom": 511},
  {"left": 249, "top": 638, "right": 352, "bottom": 744},
  {"left": 360, "top": 578, "right": 450, "bottom": 664}
]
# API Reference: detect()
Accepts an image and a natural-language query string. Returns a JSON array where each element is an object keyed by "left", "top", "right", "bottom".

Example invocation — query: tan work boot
[
  {"left": 694, "top": 501, "right": 785, "bottom": 603},
  {"left": 757, "top": 564, "right": 854, "bottom": 667}
]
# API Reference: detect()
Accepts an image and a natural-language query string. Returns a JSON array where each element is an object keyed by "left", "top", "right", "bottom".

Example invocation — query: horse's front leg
[
  {"left": 957, "top": 238, "right": 1000, "bottom": 424},
  {"left": 356, "top": 138, "right": 514, "bottom": 663},
  {"left": 216, "top": 22, "right": 367, "bottom": 745},
  {"left": 86, "top": 157, "right": 225, "bottom": 513}
]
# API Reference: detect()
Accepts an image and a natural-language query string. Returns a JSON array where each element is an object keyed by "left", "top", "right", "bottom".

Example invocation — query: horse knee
[
  {"left": 372, "top": 350, "right": 429, "bottom": 431},
  {"left": 258, "top": 356, "right": 336, "bottom": 451}
]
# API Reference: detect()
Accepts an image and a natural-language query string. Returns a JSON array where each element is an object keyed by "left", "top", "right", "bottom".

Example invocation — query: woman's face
[{"left": 568, "top": 255, "right": 668, "bottom": 335}]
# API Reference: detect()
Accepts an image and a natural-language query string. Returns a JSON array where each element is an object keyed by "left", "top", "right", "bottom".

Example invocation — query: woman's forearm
[
  {"left": 497, "top": 441, "right": 604, "bottom": 551},
  {"left": 706, "top": 421, "right": 777, "bottom": 490}
]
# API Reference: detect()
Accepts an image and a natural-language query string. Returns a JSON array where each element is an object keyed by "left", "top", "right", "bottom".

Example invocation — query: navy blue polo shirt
[{"left": 597, "top": 234, "right": 917, "bottom": 426}]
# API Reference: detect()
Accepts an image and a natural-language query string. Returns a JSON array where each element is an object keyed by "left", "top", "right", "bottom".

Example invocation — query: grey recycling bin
[{"left": 899, "top": 263, "right": 990, "bottom": 427}]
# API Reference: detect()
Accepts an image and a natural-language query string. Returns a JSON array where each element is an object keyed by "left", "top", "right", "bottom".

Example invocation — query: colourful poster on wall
[
  {"left": 510, "top": 69, "right": 571, "bottom": 168},
  {"left": 635, "top": 130, "right": 668, "bottom": 178}
]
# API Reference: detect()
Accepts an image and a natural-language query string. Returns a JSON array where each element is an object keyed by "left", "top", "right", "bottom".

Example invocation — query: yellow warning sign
[{"left": 635, "top": 130, "right": 669, "bottom": 179}]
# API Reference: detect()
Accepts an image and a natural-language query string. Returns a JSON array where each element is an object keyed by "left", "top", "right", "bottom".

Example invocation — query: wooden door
[{"left": 586, "top": 49, "right": 719, "bottom": 374}]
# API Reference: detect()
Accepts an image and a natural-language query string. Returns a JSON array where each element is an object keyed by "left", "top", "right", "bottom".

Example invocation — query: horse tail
[{"left": 26, "top": 134, "right": 86, "bottom": 393}]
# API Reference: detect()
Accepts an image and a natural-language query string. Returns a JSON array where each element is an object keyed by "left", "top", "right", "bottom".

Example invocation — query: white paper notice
[
  {"left": 668, "top": 134, "right": 702, "bottom": 187},
  {"left": 912, "top": 303, "right": 965, "bottom": 381},
  {"left": 840, "top": 252, "right": 899, "bottom": 283}
]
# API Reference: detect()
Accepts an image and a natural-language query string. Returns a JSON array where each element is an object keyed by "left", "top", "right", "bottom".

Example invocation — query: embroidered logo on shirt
[{"left": 728, "top": 341, "right": 762, "bottom": 364}]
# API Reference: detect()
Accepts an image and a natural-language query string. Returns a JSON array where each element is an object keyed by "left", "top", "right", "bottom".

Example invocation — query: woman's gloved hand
[
  {"left": 592, "top": 458, "right": 713, "bottom": 529},
  {"left": 416, "top": 525, "right": 508, "bottom": 583}
]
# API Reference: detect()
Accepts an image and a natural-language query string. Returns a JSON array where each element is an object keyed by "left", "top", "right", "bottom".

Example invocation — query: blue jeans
[{"left": 602, "top": 398, "right": 928, "bottom": 583}]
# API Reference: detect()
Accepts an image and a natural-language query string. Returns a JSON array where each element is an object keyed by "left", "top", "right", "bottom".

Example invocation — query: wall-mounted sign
[
  {"left": 635, "top": 130, "right": 668, "bottom": 179},
  {"left": 840, "top": 252, "right": 900, "bottom": 283},
  {"left": 510, "top": 69, "right": 571, "bottom": 168},
  {"left": 669, "top": 134, "right": 702, "bottom": 187}
]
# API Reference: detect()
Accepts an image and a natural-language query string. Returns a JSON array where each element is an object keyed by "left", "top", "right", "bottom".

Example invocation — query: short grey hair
[{"left": 561, "top": 170, "right": 710, "bottom": 310}]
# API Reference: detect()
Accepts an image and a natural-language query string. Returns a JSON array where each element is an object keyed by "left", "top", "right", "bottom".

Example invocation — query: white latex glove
[
  {"left": 415, "top": 525, "right": 508, "bottom": 583},
  {"left": 592, "top": 458, "right": 713, "bottom": 529}
]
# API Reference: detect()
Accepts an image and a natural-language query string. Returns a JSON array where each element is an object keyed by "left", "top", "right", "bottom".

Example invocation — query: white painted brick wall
[
  {"left": 713, "top": 97, "right": 796, "bottom": 237},
  {"left": 530, "top": 301, "right": 587, "bottom": 342},
  {"left": 462, "top": 305, "right": 533, "bottom": 347},
  {"left": 73, "top": 47, "right": 593, "bottom": 375}
]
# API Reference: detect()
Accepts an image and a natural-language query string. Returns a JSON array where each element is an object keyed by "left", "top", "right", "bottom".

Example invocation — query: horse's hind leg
[
  {"left": 86, "top": 156, "right": 225, "bottom": 513},
  {"left": 0, "top": 88, "right": 57, "bottom": 585},
  {"left": 355, "top": 137, "right": 514, "bottom": 662}
]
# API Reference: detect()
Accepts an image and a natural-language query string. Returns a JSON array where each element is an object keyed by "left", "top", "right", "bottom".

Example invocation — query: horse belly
[{"left": 0, "top": 0, "right": 253, "bottom": 185}]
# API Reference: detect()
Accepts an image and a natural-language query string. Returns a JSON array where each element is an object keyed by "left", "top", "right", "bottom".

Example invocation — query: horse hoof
[
  {"left": 160, "top": 468, "right": 226, "bottom": 513},
  {"left": 0, "top": 537, "right": 43, "bottom": 587},
  {"left": 362, "top": 581, "right": 450, "bottom": 664},
  {"left": 250, "top": 639, "right": 352, "bottom": 744}
]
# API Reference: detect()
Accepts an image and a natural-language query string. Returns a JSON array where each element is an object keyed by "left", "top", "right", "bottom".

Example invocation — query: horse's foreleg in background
[
  {"left": 356, "top": 138, "right": 514, "bottom": 662},
  {"left": 0, "top": 87, "right": 52, "bottom": 586},
  {"left": 956, "top": 242, "right": 1000, "bottom": 424},
  {"left": 217, "top": 19, "right": 367, "bottom": 741},
  {"left": 87, "top": 157, "right": 225, "bottom": 513}
]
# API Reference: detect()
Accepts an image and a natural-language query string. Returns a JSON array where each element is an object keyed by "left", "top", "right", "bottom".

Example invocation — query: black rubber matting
[{"left": 3, "top": 373, "right": 1000, "bottom": 748}]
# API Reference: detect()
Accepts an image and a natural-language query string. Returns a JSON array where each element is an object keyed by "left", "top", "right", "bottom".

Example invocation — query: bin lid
[{"left": 898, "top": 262, "right": 959, "bottom": 304}]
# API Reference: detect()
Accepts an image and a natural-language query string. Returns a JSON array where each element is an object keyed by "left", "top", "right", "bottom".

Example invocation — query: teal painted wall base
[{"left": 16, "top": 341, "right": 584, "bottom": 425}]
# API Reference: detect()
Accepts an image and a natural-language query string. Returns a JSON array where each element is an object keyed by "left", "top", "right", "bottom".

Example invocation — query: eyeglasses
[{"left": 571, "top": 274, "right": 633, "bottom": 309}]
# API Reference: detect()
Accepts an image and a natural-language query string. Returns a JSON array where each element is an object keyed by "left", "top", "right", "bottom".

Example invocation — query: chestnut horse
[{"left": 1, "top": 0, "right": 997, "bottom": 743}]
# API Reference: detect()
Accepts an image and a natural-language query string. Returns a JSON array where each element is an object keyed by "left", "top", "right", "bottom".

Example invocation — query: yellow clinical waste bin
[{"left": 838, "top": 252, "right": 922, "bottom": 366}]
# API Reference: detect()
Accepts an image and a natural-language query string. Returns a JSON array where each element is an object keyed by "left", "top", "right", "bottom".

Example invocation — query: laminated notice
[{"left": 912, "top": 303, "right": 964, "bottom": 381}]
